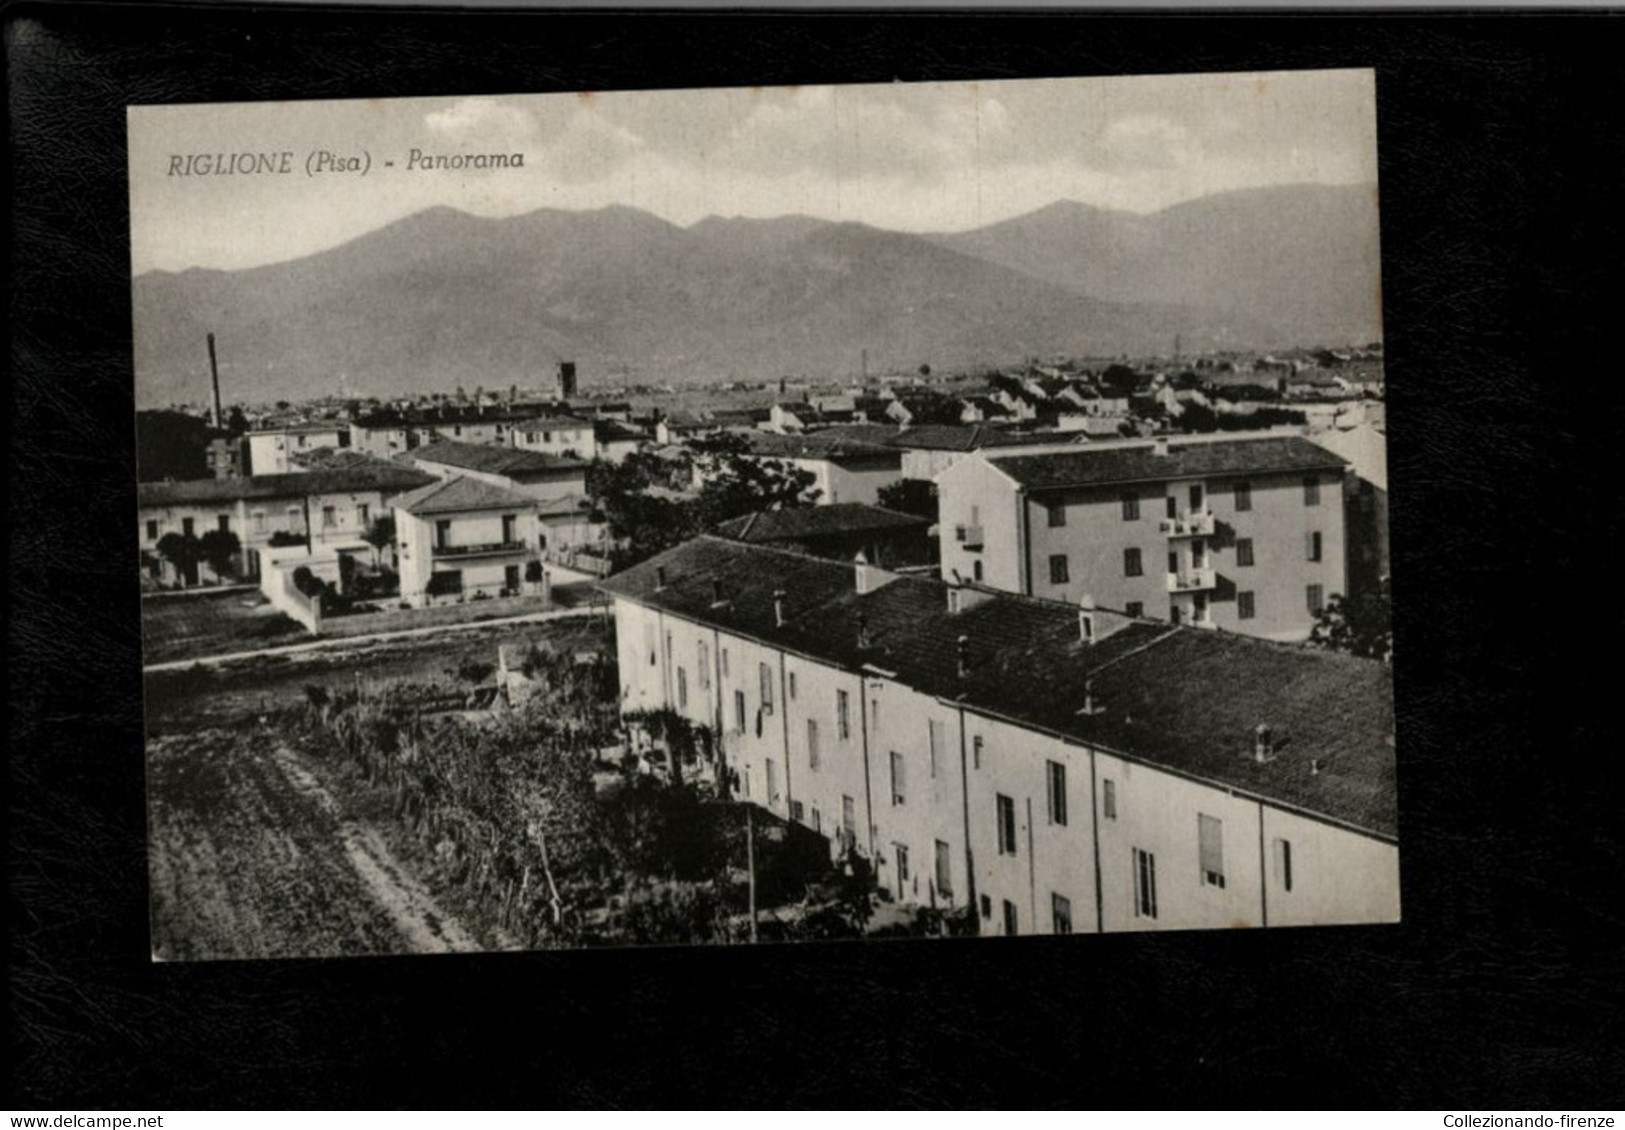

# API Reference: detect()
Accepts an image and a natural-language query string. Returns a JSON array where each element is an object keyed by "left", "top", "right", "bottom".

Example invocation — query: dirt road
[{"left": 147, "top": 728, "right": 496, "bottom": 960}]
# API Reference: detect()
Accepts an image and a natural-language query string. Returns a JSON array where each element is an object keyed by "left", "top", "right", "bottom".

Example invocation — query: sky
[{"left": 127, "top": 68, "right": 1377, "bottom": 275}]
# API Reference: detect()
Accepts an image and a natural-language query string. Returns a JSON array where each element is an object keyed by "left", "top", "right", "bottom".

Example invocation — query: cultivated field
[
  {"left": 143, "top": 617, "right": 612, "bottom": 961},
  {"left": 140, "top": 588, "right": 305, "bottom": 666}
]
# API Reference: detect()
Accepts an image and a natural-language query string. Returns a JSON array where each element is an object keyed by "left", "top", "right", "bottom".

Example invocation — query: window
[
  {"left": 972, "top": 734, "right": 983, "bottom": 770},
  {"left": 1304, "top": 475, "right": 1321, "bottom": 506},
  {"left": 759, "top": 663, "right": 774, "bottom": 715},
  {"left": 1238, "top": 591, "right": 1256, "bottom": 620},
  {"left": 734, "top": 690, "right": 746, "bottom": 733},
  {"left": 1165, "top": 496, "right": 1178, "bottom": 520},
  {"left": 1236, "top": 537, "right": 1255, "bottom": 567},
  {"left": 928, "top": 720, "right": 945, "bottom": 778},
  {"left": 358, "top": 503, "right": 370, "bottom": 527},
  {"left": 1307, "top": 584, "right": 1325, "bottom": 615},
  {"left": 1199, "top": 814, "right": 1226, "bottom": 888},
  {"left": 252, "top": 512, "right": 265, "bottom": 533},
  {"left": 996, "top": 794, "right": 1017, "bottom": 856},
  {"left": 182, "top": 517, "right": 195, "bottom": 537},
  {"left": 1048, "top": 504, "right": 1067, "bottom": 528},
  {"left": 502, "top": 514, "right": 517, "bottom": 544},
  {"left": 980, "top": 895, "right": 992, "bottom": 920},
  {"left": 807, "top": 719, "right": 820, "bottom": 771},
  {"left": 836, "top": 690, "right": 851, "bottom": 740},
  {"left": 788, "top": 671, "right": 797, "bottom": 700},
  {"left": 1133, "top": 848, "right": 1158, "bottom": 919},
  {"left": 812, "top": 807, "right": 822, "bottom": 835},
  {"left": 1052, "top": 893, "right": 1073, "bottom": 935},
  {"left": 889, "top": 751, "right": 906, "bottom": 806},
  {"left": 1273, "top": 838, "right": 1294, "bottom": 893},
  {"left": 1169, "top": 603, "right": 1183, "bottom": 626},
  {"left": 972, "top": 560, "right": 984, "bottom": 583},
  {"left": 1189, "top": 484, "right": 1204, "bottom": 512},
  {"left": 766, "top": 759, "right": 779, "bottom": 803},
  {"left": 1003, "top": 900, "right": 1019, "bottom": 936},
  {"left": 1121, "top": 493, "right": 1140, "bottom": 521},
  {"left": 1102, "top": 779, "right": 1117, "bottom": 821},
  {"left": 676, "top": 668, "right": 688, "bottom": 709},
  {"left": 1046, "top": 760, "right": 1068, "bottom": 826},
  {"left": 1049, "top": 555, "right": 1070, "bottom": 585},
  {"left": 1126, "top": 601, "right": 1144, "bottom": 619},
  {"left": 948, "top": 590, "right": 961, "bottom": 614},
  {"left": 1235, "top": 481, "right": 1253, "bottom": 511},
  {"left": 1192, "top": 540, "right": 1206, "bottom": 568},
  {"left": 841, "top": 796, "right": 856, "bottom": 851},
  {"left": 1124, "top": 547, "right": 1143, "bottom": 577},
  {"left": 895, "top": 845, "right": 910, "bottom": 886},
  {"left": 935, "top": 840, "right": 953, "bottom": 897},
  {"left": 435, "top": 519, "right": 450, "bottom": 549},
  {"left": 697, "top": 641, "right": 710, "bottom": 689},
  {"left": 217, "top": 514, "right": 230, "bottom": 533},
  {"left": 145, "top": 520, "right": 158, "bottom": 541},
  {"left": 721, "top": 648, "right": 730, "bottom": 676}
]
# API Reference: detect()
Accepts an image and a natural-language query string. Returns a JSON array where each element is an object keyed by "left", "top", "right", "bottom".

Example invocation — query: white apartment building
[
  {"left": 936, "top": 435, "right": 1351, "bottom": 642},
  {"left": 601, "top": 536, "right": 1400, "bottom": 937}
]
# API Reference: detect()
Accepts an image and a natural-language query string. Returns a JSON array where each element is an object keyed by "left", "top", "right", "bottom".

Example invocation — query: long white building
[{"left": 601, "top": 536, "right": 1400, "bottom": 937}]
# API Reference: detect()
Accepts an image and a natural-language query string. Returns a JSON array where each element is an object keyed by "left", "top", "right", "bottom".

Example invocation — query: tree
[
  {"left": 155, "top": 532, "right": 201, "bottom": 587},
  {"left": 1098, "top": 364, "right": 1142, "bottom": 397},
  {"left": 1307, "top": 579, "right": 1392, "bottom": 662},
  {"left": 196, "top": 528, "right": 241, "bottom": 581},
  {"left": 877, "top": 478, "right": 938, "bottom": 523},
  {"left": 362, "top": 515, "right": 396, "bottom": 568},
  {"left": 524, "top": 559, "right": 545, "bottom": 595},
  {"left": 135, "top": 410, "right": 210, "bottom": 481}
]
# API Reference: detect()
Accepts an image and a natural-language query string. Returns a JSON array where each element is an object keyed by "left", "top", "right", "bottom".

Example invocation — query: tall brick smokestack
[{"left": 206, "top": 333, "right": 223, "bottom": 429}]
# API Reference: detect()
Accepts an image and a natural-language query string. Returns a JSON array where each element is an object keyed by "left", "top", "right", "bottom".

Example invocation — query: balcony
[
  {"left": 1158, "top": 510, "right": 1216, "bottom": 538},
  {"left": 1166, "top": 567, "right": 1217, "bottom": 593},
  {"left": 432, "top": 539, "right": 530, "bottom": 559},
  {"left": 954, "top": 525, "right": 984, "bottom": 551}
]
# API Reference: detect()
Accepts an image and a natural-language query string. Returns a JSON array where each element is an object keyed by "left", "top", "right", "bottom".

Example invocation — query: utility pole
[{"left": 746, "top": 805, "right": 758, "bottom": 944}]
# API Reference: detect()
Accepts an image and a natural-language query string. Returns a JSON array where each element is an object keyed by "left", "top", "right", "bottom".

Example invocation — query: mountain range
[{"left": 132, "top": 182, "right": 1382, "bottom": 406}]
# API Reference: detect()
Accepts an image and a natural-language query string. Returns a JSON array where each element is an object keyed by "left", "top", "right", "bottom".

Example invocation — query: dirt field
[
  {"left": 141, "top": 589, "right": 306, "bottom": 665},
  {"left": 144, "top": 617, "right": 611, "bottom": 961}
]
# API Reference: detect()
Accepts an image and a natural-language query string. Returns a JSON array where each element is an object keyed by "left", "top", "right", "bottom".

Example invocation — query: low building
[
  {"left": 935, "top": 435, "right": 1351, "bottom": 641},
  {"left": 392, "top": 476, "right": 544, "bottom": 607},
  {"left": 601, "top": 537, "right": 1399, "bottom": 937},
  {"left": 402, "top": 440, "right": 599, "bottom": 560},
  {"left": 713, "top": 503, "right": 934, "bottom": 569},
  {"left": 736, "top": 432, "right": 904, "bottom": 506},
  {"left": 137, "top": 461, "right": 434, "bottom": 587},
  {"left": 592, "top": 420, "right": 646, "bottom": 465},
  {"left": 509, "top": 414, "right": 595, "bottom": 459},
  {"left": 1310, "top": 424, "right": 1390, "bottom": 600},
  {"left": 244, "top": 423, "right": 351, "bottom": 475}
]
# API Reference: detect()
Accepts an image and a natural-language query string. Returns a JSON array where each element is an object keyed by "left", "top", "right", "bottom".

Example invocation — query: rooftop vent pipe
[{"left": 773, "top": 589, "right": 787, "bottom": 627}]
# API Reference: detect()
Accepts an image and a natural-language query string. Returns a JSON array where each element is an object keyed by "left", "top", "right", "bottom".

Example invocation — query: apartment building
[
  {"left": 936, "top": 435, "right": 1351, "bottom": 642},
  {"left": 392, "top": 476, "right": 543, "bottom": 607},
  {"left": 243, "top": 423, "right": 351, "bottom": 475},
  {"left": 601, "top": 536, "right": 1399, "bottom": 937},
  {"left": 137, "top": 462, "right": 434, "bottom": 585},
  {"left": 404, "top": 440, "right": 597, "bottom": 557}
]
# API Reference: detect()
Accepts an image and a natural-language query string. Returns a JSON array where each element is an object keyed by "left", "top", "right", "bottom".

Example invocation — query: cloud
[
  {"left": 423, "top": 97, "right": 541, "bottom": 147},
  {"left": 1092, "top": 114, "right": 1197, "bottom": 171}
]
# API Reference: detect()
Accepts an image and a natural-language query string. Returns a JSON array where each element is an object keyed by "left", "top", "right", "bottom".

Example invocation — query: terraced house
[
  {"left": 601, "top": 536, "right": 1399, "bottom": 937},
  {"left": 936, "top": 434, "right": 1352, "bottom": 641}
]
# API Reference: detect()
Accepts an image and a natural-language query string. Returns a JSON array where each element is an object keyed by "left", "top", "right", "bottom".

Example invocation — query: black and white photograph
[{"left": 130, "top": 70, "right": 1396, "bottom": 961}]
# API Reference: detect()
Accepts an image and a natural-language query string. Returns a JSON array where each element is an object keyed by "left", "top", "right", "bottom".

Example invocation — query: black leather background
[{"left": 8, "top": 5, "right": 1624, "bottom": 1110}]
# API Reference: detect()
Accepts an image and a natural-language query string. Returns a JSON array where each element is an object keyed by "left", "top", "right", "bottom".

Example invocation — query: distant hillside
[
  {"left": 929, "top": 183, "right": 1382, "bottom": 349},
  {"left": 133, "top": 186, "right": 1379, "bottom": 406}
]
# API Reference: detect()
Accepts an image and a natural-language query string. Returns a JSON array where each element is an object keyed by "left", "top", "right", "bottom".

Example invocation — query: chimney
[
  {"left": 711, "top": 578, "right": 725, "bottom": 606},
  {"left": 773, "top": 588, "right": 787, "bottom": 627},
  {"left": 956, "top": 635, "right": 970, "bottom": 678},
  {"left": 1081, "top": 678, "right": 1097, "bottom": 716},
  {"left": 1078, "top": 593, "right": 1096, "bottom": 644},
  {"left": 1310, "top": 758, "right": 1323, "bottom": 777},
  {"left": 1254, "top": 723, "right": 1275, "bottom": 763},
  {"left": 654, "top": 565, "right": 667, "bottom": 592},
  {"left": 856, "top": 612, "right": 872, "bottom": 650},
  {"left": 1152, "top": 435, "right": 1170, "bottom": 457},
  {"left": 206, "top": 332, "right": 223, "bottom": 430},
  {"left": 853, "top": 550, "right": 900, "bottom": 596}
]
